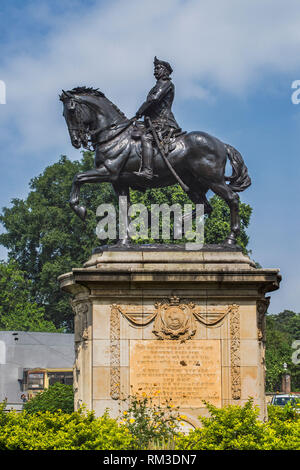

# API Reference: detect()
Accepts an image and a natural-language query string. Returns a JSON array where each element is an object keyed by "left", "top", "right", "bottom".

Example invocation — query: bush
[
  {"left": 0, "top": 407, "right": 134, "bottom": 450},
  {"left": 175, "top": 399, "right": 268, "bottom": 450},
  {"left": 119, "top": 392, "right": 182, "bottom": 450},
  {"left": 264, "top": 404, "right": 300, "bottom": 450},
  {"left": 1, "top": 398, "right": 299, "bottom": 450},
  {"left": 175, "top": 400, "right": 300, "bottom": 450},
  {"left": 23, "top": 383, "right": 74, "bottom": 414}
]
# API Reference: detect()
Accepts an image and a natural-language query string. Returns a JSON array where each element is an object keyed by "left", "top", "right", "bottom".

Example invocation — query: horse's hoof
[
  {"left": 116, "top": 238, "right": 132, "bottom": 247},
  {"left": 224, "top": 236, "right": 236, "bottom": 246}
]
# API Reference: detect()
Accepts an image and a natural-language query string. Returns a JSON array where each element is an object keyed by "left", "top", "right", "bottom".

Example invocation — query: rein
[
  {"left": 69, "top": 95, "right": 136, "bottom": 150},
  {"left": 91, "top": 118, "right": 136, "bottom": 148}
]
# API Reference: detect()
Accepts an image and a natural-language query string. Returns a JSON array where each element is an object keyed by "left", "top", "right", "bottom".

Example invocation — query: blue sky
[{"left": 0, "top": 0, "right": 299, "bottom": 314}]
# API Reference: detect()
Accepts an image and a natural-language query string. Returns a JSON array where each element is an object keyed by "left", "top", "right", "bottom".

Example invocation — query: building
[{"left": 0, "top": 331, "right": 74, "bottom": 410}]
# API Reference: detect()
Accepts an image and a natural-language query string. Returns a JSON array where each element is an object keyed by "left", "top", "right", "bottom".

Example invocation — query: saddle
[{"left": 131, "top": 122, "right": 186, "bottom": 156}]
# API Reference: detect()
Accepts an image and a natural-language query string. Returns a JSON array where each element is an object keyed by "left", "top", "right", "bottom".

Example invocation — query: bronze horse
[{"left": 60, "top": 87, "right": 251, "bottom": 245}]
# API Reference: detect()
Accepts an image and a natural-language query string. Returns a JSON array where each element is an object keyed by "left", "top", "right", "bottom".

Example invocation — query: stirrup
[{"left": 133, "top": 169, "right": 156, "bottom": 180}]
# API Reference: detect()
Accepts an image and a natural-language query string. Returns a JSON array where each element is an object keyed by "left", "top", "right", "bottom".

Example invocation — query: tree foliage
[
  {"left": 0, "top": 152, "right": 116, "bottom": 330},
  {"left": 23, "top": 383, "right": 74, "bottom": 414},
  {"left": 0, "top": 260, "right": 57, "bottom": 332},
  {"left": 266, "top": 310, "right": 300, "bottom": 392},
  {"left": 130, "top": 186, "right": 252, "bottom": 252},
  {"left": 0, "top": 151, "right": 252, "bottom": 331}
]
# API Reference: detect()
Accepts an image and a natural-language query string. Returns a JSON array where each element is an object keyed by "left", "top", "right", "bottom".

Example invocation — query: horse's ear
[{"left": 60, "top": 90, "right": 72, "bottom": 100}]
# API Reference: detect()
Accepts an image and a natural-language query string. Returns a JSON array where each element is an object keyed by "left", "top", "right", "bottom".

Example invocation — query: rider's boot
[{"left": 134, "top": 139, "right": 154, "bottom": 180}]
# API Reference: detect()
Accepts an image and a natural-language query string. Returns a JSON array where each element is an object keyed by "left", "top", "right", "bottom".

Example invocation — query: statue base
[{"left": 58, "top": 246, "right": 281, "bottom": 426}]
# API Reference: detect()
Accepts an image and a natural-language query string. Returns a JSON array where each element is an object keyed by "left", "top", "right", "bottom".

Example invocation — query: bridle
[{"left": 64, "top": 95, "right": 136, "bottom": 151}]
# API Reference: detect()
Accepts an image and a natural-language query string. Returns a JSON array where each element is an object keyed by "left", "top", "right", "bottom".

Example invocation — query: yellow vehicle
[{"left": 23, "top": 368, "right": 73, "bottom": 399}]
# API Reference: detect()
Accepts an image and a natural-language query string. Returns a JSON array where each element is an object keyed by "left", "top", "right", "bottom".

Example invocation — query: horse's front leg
[
  {"left": 70, "top": 174, "right": 86, "bottom": 220},
  {"left": 70, "top": 168, "right": 110, "bottom": 221}
]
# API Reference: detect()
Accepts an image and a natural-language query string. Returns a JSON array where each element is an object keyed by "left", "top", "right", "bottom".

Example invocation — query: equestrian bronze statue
[{"left": 60, "top": 57, "right": 251, "bottom": 246}]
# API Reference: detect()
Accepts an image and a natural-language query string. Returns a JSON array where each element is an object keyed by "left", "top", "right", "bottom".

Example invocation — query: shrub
[
  {"left": 175, "top": 399, "right": 300, "bottom": 450},
  {"left": 264, "top": 404, "right": 300, "bottom": 450},
  {"left": 23, "top": 383, "right": 74, "bottom": 414},
  {"left": 119, "top": 392, "right": 182, "bottom": 450},
  {"left": 175, "top": 399, "right": 268, "bottom": 450},
  {"left": 0, "top": 398, "right": 299, "bottom": 450},
  {"left": 0, "top": 407, "right": 134, "bottom": 450}
]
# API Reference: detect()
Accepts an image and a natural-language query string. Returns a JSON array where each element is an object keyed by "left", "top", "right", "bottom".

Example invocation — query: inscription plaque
[{"left": 130, "top": 340, "right": 221, "bottom": 407}]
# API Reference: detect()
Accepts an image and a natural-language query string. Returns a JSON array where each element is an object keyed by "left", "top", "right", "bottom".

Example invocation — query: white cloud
[
  {"left": 1, "top": 0, "right": 300, "bottom": 158},
  {"left": 0, "top": 0, "right": 299, "bottom": 313}
]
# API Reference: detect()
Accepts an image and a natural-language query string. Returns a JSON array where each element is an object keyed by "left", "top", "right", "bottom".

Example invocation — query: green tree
[
  {"left": 0, "top": 152, "right": 252, "bottom": 331},
  {"left": 266, "top": 311, "right": 300, "bottom": 392},
  {"left": 0, "top": 152, "right": 116, "bottom": 331},
  {"left": 271, "top": 310, "right": 300, "bottom": 338},
  {"left": 23, "top": 383, "right": 74, "bottom": 414},
  {"left": 0, "top": 260, "right": 57, "bottom": 331}
]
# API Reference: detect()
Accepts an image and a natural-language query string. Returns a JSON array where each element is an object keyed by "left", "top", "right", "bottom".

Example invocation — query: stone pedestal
[{"left": 58, "top": 247, "right": 281, "bottom": 425}]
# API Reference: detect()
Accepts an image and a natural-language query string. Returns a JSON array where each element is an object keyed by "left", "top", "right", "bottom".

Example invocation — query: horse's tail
[{"left": 224, "top": 143, "right": 251, "bottom": 192}]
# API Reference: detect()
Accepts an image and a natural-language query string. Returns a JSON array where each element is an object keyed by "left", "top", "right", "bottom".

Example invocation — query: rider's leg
[{"left": 134, "top": 134, "right": 153, "bottom": 179}]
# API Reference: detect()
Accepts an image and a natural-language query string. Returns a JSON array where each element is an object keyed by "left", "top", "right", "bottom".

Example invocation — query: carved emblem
[{"left": 153, "top": 296, "right": 196, "bottom": 341}]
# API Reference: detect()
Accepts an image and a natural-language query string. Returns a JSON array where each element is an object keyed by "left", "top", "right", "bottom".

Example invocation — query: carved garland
[
  {"left": 113, "top": 296, "right": 232, "bottom": 342},
  {"left": 110, "top": 304, "right": 121, "bottom": 400},
  {"left": 229, "top": 304, "right": 241, "bottom": 400}
]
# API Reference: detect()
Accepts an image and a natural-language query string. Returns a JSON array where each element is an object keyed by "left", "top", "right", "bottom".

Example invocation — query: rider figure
[{"left": 133, "top": 56, "right": 180, "bottom": 180}]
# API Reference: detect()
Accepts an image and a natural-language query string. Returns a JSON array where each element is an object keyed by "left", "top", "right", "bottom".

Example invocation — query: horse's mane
[
  {"left": 69, "top": 86, "right": 127, "bottom": 119},
  {"left": 70, "top": 86, "right": 105, "bottom": 97}
]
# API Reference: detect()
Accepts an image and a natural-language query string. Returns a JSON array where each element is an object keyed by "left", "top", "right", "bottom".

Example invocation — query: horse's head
[
  {"left": 60, "top": 87, "right": 128, "bottom": 149},
  {"left": 60, "top": 89, "right": 93, "bottom": 149}
]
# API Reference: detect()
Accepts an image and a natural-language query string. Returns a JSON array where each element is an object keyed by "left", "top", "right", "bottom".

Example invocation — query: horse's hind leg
[
  {"left": 209, "top": 181, "right": 240, "bottom": 245},
  {"left": 187, "top": 188, "right": 212, "bottom": 215},
  {"left": 181, "top": 186, "right": 212, "bottom": 238}
]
